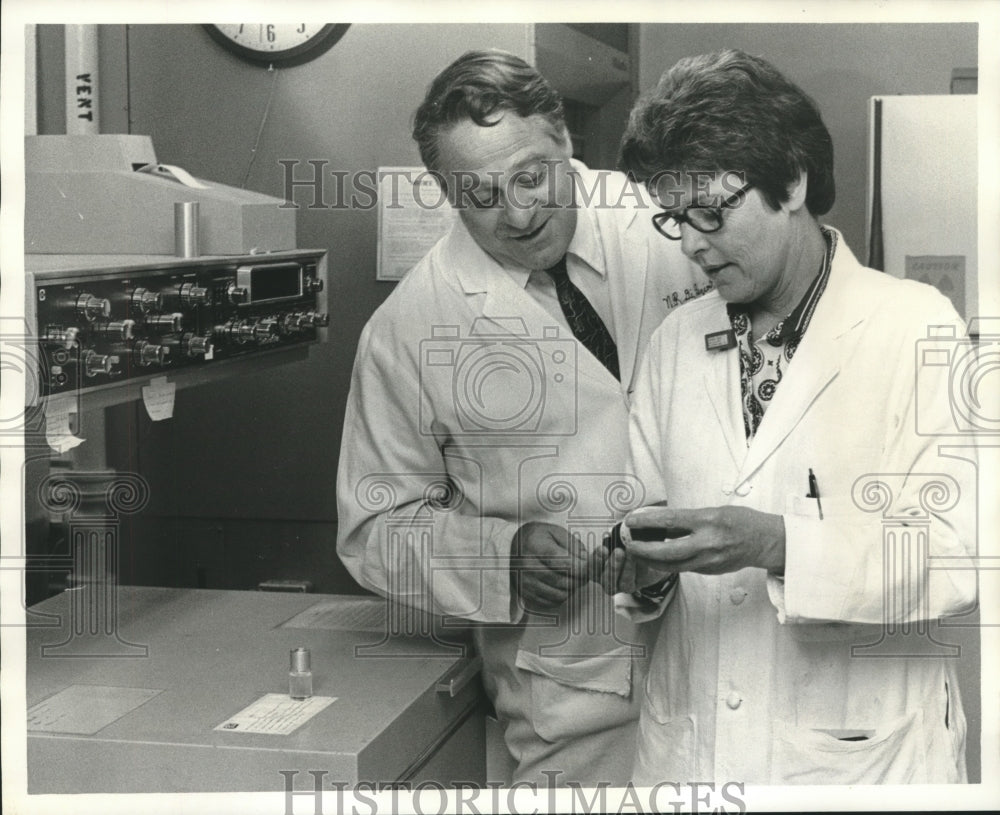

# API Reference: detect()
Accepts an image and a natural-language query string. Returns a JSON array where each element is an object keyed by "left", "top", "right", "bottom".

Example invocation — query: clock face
[{"left": 205, "top": 24, "right": 350, "bottom": 66}]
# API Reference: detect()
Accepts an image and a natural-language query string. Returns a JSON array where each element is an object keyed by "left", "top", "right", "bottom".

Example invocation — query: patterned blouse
[{"left": 727, "top": 227, "right": 836, "bottom": 442}]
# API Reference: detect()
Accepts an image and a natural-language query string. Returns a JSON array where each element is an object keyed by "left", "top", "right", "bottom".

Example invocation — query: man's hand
[
  {"left": 624, "top": 505, "right": 786, "bottom": 574},
  {"left": 592, "top": 544, "right": 632, "bottom": 595},
  {"left": 509, "top": 522, "right": 591, "bottom": 613},
  {"left": 591, "top": 533, "right": 674, "bottom": 595}
]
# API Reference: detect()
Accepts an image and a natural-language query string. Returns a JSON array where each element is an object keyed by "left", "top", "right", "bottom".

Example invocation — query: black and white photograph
[{"left": 1, "top": 2, "right": 998, "bottom": 813}]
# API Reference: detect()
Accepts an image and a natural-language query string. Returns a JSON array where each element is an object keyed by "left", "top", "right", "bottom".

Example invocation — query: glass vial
[{"left": 289, "top": 647, "right": 313, "bottom": 700}]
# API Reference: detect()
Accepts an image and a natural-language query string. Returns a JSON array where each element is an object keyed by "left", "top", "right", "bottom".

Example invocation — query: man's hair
[
  {"left": 619, "top": 49, "right": 835, "bottom": 216},
  {"left": 412, "top": 49, "right": 566, "bottom": 176}
]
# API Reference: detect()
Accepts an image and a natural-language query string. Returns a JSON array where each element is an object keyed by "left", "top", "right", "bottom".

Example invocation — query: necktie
[{"left": 546, "top": 256, "right": 620, "bottom": 381}]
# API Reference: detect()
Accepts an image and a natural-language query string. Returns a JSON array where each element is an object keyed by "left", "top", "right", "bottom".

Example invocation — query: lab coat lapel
[
  {"left": 450, "top": 226, "right": 538, "bottom": 338},
  {"left": 702, "top": 333, "right": 747, "bottom": 471},
  {"left": 738, "top": 239, "right": 869, "bottom": 481},
  {"left": 608, "top": 212, "right": 647, "bottom": 390},
  {"left": 450, "top": 220, "right": 619, "bottom": 390}
]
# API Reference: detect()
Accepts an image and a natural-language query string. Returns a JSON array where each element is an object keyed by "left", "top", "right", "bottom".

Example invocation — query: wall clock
[{"left": 204, "top": 24, "right": 350, "bottom": 67}]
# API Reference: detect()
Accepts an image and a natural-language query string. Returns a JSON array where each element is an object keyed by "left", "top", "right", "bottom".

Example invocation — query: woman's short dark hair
[
  {"left": 619, "top": 49, "right": 835, "bottom": 216},
  {"left": 413, "top": 49, "right": 566, "bottom": 176}
]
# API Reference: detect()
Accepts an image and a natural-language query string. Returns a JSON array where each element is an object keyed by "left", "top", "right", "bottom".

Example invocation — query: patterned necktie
[{"left": 546, "top": 256, "right": 620, "bottom": 381}]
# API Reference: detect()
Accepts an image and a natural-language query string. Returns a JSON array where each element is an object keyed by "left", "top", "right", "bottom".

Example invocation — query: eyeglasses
[{"left": 651, "top": 183, "right": 754, "bottom": 240}]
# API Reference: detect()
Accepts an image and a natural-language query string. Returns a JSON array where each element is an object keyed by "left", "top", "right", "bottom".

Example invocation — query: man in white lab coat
[
  {"left": 610, "top": 49, "right": 978, "bottom": 784},
  {"left": 336, "top": 50, "right": 703, "bottom": 785}
]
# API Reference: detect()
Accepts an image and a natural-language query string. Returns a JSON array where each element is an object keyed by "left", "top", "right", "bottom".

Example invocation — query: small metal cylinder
[
  {"left": 174, "top": 201, "right": 200, "bottom": 258},
  {"left": 290, "top": 647, "right": 311, "bottom": 673}
]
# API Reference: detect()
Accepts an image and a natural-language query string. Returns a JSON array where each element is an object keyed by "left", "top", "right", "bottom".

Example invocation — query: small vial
[{"left": 289, "top": 647, "right": 313, "bottom": 700}]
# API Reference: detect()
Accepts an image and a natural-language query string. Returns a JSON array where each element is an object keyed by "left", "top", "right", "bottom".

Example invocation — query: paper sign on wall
[
  {"left": 905, "top": 255, "right": 966, "bottom": 318},
  {"left": 377, "top": 166, "right": 456, "bottom": 281}
]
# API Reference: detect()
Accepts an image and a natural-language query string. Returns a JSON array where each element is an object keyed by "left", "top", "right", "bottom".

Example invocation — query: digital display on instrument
[{"left": 237, "top": 263, "right": 303, "bottom": 304}]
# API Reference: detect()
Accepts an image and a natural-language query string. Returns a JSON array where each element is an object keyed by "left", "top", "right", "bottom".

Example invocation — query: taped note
[
  {"left": 142, "top": 376, "right": 175, "bottom": 421},
  {"left": 44, "top": 393, "right": 85, "bottom": 452}
]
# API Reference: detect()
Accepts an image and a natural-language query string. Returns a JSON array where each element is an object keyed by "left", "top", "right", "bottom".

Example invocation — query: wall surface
[{"left": 637, "top": 23, "right": 978, "bottom": 253}]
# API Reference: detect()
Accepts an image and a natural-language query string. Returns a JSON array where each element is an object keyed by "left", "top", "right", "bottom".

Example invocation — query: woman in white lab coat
[{"left": 612, "top": 49, "right": 978, "bottom": 784}]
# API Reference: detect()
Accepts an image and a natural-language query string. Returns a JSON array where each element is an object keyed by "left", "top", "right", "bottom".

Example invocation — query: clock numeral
[{"left": 208, "top": 23, "right": 350, "bottom": 64}]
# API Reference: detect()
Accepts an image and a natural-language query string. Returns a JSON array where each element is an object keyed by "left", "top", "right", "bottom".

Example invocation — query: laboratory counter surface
[{"left": 25, "top": 586, "right": 487, "bottom": 793}]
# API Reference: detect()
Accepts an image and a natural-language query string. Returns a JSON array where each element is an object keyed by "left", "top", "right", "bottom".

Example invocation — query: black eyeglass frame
[{"left": 651, "top": 182, "right": 755, "bottom": 240}]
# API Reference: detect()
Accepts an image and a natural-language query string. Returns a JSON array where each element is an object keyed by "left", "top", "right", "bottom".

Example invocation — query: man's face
[
  {"left": 656, "top": 173, "right": 795, "bottom": 306},
  {"left": 435, "top": 113, "right": 578, "bottom": 271}
]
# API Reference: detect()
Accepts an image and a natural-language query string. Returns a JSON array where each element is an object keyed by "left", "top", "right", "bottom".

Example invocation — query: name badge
[{"left": 705, "top": 329, "right": 736, "bottom": 352}]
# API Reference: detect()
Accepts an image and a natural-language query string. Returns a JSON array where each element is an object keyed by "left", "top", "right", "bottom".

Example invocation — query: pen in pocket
[{"left": 807, "top": 468, "right": 824, "bottom": 520}]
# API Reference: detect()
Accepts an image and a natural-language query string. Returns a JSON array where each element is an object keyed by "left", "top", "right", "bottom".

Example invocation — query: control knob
[
  {"left": 212, "top": 321, "right": 240, "bottom": 344},
  {"left": 178, "top": 282, "right": 212, "bottom": 308},
  {"left": 92, "top": 319, "right": 136, "bottom": 341},
  {"left": 130, "top": 287, "right": 163, "bottom": 315},
  {"left": 164, "top": 332, "right": 212, "bottom": 358},
  {"left": 253, "top": 318, "right": 279, "bottom": 342},
  {"left": 304, "top": 276, "right": 324, "bottom": 293},
  {"left": 83, "top": 350, "right": 118, "bottom": 377},
  {"left": 237, "top": 321, "right": 256, "bottom": 344},
  {"left": 226, "top": 283, "right": 250, "bottom": 305},
  {"left": 298, "top": 311, "right": 330, "bottom": 328},
  {"left": 145, "top": 313, "right": 184, "bottom": 332},
  {"left": 45, "top": 326, "right": 80, "bottom": 349},
  {"left": 281, "top": 313, "right": 305, "bottom": 334},
  {"left": 133, "top": 340, "right": 169, "bottom": 366},
  {"left": 182, "top": 333, "right": 212, "bottom": 357},
  {"left": 75, "top": 293, "right": 111, "bottom": 322}
]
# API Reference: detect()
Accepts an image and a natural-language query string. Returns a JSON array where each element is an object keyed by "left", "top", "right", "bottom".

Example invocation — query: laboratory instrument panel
[{"left": 26, "top": 249, "right": 328, "bottom": 401}]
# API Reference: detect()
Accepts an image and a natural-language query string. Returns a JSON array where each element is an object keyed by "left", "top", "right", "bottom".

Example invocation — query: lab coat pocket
[
  {"left": 786, "top": 493, "right": 823, "bottom": 519},
  {"left": 632, "top": 708, "right": 697, "bottom": 784},
  {"left": 770, "top": 711, "right": 929, "bottom": 784},
  {"left": 516, "top": 647, "right": 637, "bottom": 742}
]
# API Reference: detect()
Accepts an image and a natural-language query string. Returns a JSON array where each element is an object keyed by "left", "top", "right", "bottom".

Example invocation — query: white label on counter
[
  {"left": 214, "top": 693, "right": 336, "bottom": 735},
  {"left": 28, "top": 685, "right": 163, "bottom": 734},
  {"left": 280, "top": 596, "right": 389, "bottom": 632}
]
